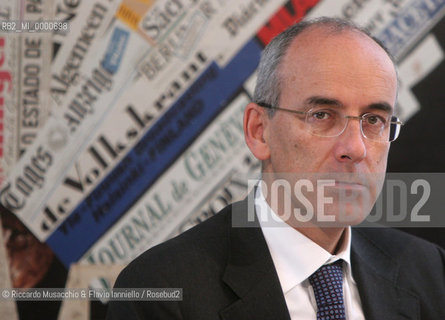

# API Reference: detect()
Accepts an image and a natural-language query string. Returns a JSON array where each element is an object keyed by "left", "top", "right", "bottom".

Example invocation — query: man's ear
[{"left": 243, "top": 102, "right": 271, "bottom": 160}]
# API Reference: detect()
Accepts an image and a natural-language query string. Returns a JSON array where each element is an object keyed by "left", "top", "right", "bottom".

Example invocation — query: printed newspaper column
[
  {"left": 136, "top": 0, "right": 288, "bottom": 76},
  {"left": 30, "top": 0, "right": 219, "bottom": 244},
  {"left": 51, "top": 0, "right": 120, "bottom": 107},
  {"left": 80, "top": 72, "right": 259, "bottom": 264},
  {"left": 39, "top": 48, "right": 211, "bottom": 252},
  {"left": 73, "top": 0, "right": 286, "bottom": 266},
  {"left": 0, "top": 18, "right": 151, "bottom": 241},
  {"left": 41, "top": 0, "right": 225, "bottom": 264},
  {"left": 81, "top": 90, "right": 260, "bottom": 264},
  {"left": 0, "top": 0, "right": 286, "bottom": 266},
  {"left": 0, "top": 0, "right": 19, "bottom": 184},
  {"left": 44, "top": 0, "right": 159, "bottom": 210},
  {"left": 47, "top": 38, "right": 262, "bottom": 266},
  {"left": 0, "top": 1, "right": 56, "bottom": 291},
  {"left": 17, "top": 0, "right": 55, "bottom": 155}
]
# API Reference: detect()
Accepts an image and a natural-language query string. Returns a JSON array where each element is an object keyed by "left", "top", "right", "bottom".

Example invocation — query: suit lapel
[
  {"left": 219, "top": 198, "right": 291, "bottom": 320},
  {"left": 218, "top": 196, "right": 420, "bottom": 320},
  {"left": 351, "top": 229, "right": 420, "bottom": 320}
]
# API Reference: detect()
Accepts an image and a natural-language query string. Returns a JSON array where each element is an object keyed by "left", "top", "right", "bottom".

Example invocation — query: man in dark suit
[{"left": 107, "top": 17, "right": 445, "bottom": 319}]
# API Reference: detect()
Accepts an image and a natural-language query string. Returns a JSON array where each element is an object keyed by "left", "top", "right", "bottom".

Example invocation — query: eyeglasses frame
[{"left": 256, "top": 102, "right": 404, "bottom": 142}]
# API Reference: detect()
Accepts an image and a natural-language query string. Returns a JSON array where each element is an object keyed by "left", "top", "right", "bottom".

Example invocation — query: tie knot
[
  {"left": 309, "top": 261, "right": 344, "bottom": 290},
  {"left": 309, "top": 260, "right": 346, "bottom": 320}
]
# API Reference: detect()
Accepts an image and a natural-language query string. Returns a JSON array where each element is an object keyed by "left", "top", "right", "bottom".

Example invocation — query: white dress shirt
[{"left": 255, "top": 184, "right": 365, "bottom": 320}]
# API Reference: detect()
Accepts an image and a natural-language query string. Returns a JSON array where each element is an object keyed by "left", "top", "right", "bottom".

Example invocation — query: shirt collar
[{"left": 255, "top": 183, "right": 355, "bottom": 294}]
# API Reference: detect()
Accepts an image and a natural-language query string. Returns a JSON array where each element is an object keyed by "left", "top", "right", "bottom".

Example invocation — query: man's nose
[{"left": 334, "top": 118, "right": 367, "bottom": 163}]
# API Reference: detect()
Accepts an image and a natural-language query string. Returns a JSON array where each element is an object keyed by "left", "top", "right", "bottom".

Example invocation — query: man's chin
[{"left": 279, "top": 205, "right": 371, "bottom": 229}]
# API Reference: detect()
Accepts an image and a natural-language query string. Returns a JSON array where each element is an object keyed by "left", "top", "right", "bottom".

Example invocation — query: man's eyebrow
[
  {"left": 367, "top": 102, "right": 393, "bottom": 113},
  {"left": 304, "top": 96, "right": 394, "bottom": 113},
  {"left": 305, "top": 96, "right": 342, "bottom": 107}
]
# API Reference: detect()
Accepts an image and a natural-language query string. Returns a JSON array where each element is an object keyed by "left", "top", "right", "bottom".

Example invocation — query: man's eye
[
  {"left": 312, "top": 111, "right": 330, "bottom": 120},
  {"left": 366, "top": 115, "right": 385, "bottom": 125}
]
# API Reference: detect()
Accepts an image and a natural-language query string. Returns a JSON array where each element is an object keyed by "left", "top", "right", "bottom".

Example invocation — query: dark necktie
[{"left": 309, "top": 260, "right": 346, "bottom": 320}]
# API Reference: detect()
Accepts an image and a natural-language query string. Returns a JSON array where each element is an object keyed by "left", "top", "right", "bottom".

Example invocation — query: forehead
[{"left": 278, "top": 27, "right": 398, "bottom": 109}]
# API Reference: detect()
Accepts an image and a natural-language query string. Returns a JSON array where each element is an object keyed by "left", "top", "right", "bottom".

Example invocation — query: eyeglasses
[{"left": 257, "top": 102, "right": 403, "bottom": 142}]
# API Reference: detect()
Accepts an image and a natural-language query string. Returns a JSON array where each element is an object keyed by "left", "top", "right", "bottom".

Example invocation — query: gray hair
[{"left": 253, "top": 17, "right": 395, "bottom": 116}]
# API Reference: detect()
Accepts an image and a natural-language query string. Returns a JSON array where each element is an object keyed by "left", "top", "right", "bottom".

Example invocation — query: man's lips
[
  {"left": 333, "top": 181, "right": 367, "bottom": 189},
  {"left": 316, "top": 179, "right": 369, "bottom": 189}
]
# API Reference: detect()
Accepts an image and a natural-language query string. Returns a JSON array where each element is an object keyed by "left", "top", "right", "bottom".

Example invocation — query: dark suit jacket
[{"left": 107, "top": 197, "right": 445, "bottom": 320}]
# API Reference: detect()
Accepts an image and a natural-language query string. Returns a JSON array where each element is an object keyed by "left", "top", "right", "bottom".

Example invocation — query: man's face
[{"left": 261, "top": 28, "right": 398, "bottom": 225}]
